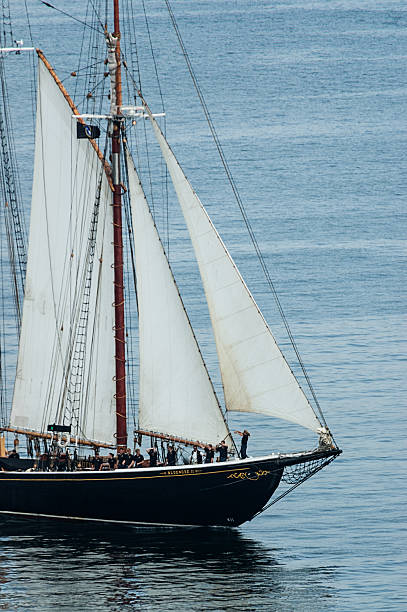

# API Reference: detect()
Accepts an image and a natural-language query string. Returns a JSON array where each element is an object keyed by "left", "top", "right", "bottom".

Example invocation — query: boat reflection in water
[{"left": 0, "top": 515, "right": 337, "bottom": 611}]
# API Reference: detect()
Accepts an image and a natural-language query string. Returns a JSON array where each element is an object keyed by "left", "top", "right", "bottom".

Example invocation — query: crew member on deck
[
  {"left": 93, "top": 453, "right": 103, "bottom": 471},
  {"left": 117, "top": 448, "right": 126, "bottom": 468},
  {"left": 120, "top": 448, "right": 131, "bottom": 468},
  {"left": 204, "top": 444, "right": 215, "bottom": 463},
  {"left": 190, "top": 445, "right": 202, "bottom": 464},
  {"left": 147, "top": 446, "right": 158, "bottom": 467},
  {"left": 134, "top": 448, "right": 144, "bottom": 467},
  {"left": 126, "top": 448, "right": 135, "bottom": 468},
  {"left": 166, "top": 445, "right": 177, "bottom": 466},
  {"left": 7, "top": 448, "right": 19, "bottom": 459},
  {"left": 107, "top": 452, "right": 116, "bottom": 470},
  {"left": 234, "top": 430, "right": 250, "bottom": 459},
  {"left": 216, "top": 440, "right": 228, "bottom": 462}
]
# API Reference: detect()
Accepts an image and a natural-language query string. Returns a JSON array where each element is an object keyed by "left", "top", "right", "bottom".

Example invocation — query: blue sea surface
[{"left": 0, "top": 1, "right": 406, "bottom": 610}]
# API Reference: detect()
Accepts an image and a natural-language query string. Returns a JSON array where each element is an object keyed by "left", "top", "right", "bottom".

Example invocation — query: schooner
[{"left": 0, "top": 0, "right": 341, "bottom": 527}]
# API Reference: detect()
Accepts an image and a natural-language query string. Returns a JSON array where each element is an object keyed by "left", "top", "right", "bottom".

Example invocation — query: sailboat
[{"left": 0, "top": 1, "right": 341, "bottom": 527}]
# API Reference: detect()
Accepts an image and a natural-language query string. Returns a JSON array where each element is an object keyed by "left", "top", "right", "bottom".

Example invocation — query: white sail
[
  {"left": 150, "top": 117, "right": 322, "bottom": 433},
  {"left": 126, "top": 148, "right": 230, "bottom": 444},
  {"left": 10, "top": 57, "right": 116, "bottom": 445}
]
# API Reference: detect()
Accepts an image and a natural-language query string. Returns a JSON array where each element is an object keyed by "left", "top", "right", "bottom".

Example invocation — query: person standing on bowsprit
[{"left": 234, "top": 430, "right": 250, "bottom": 459}]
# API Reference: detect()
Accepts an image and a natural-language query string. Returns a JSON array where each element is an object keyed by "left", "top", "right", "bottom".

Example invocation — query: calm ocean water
[{"left": 0, "top": 1, "right": 406, "bottom": 610}]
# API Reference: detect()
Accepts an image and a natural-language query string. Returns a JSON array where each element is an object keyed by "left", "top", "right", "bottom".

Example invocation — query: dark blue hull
[{"left": 0, "top": 449, "right": 339, "bottom": 526}]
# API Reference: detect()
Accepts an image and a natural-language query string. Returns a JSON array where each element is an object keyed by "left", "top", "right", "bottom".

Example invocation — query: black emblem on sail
[{"left": 77, "top": 123, "right": 100, "bottom": 139}]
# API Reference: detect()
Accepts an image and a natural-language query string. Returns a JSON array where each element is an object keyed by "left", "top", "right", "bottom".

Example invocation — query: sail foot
[{"left": 134, "top": 429, "right": 211, "bottom": 449}]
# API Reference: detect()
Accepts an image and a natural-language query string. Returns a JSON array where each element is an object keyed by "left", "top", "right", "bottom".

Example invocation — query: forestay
[
  {"left": 10, "top": 57, "right": 116, "bottom": 445},
  {"left": 150, "top": 115, "right": 322, "bottom": 433},
  {"left": 126, "top": 148, "right": 230, "bottom": 445}
]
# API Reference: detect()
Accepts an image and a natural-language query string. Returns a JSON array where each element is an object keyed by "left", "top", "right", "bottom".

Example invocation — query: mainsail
[
  {"left": 10, "top": 56, "right": 116, "bottom": 445},
  {"left": 149, "top": 115, "right": 322, "bottom": 433},
  {"left": 126, "top": 148, "right": 230, "bottom": 444}
]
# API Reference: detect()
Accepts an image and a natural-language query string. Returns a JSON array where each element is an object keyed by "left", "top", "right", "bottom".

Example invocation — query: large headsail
[
  {"left": 10, "top": 55, "right": 116, "bottom": 445},
  {"left": 149, "top": 115, "right": 322, "bottom": 433},
  {"left": 126, "top": 148, "right": 230, "bottom": 445}
]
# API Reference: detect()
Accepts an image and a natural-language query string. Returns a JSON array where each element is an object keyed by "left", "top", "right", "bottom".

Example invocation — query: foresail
[
  {"left": 150, "top": 117, "right": 322, "bottom": 433},
  {"left": 126, "top": 148, "right": 230, "bottom": 445},
  {"left": 10, "top": 56, "right": 116, "bottom": 445}
]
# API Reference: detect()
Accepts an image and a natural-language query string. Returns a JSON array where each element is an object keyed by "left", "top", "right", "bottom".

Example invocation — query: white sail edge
[
  {"left": 10, "top": 55, "right": 116, "bottom": 445},
  {"left": 147, "top": 112, "right": 322, "bottom": 434},
  {"left": 125, "top": 147, "right": 231, "bottom": 445}
]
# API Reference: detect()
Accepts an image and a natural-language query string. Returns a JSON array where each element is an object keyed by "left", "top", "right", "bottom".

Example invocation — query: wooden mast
[{"left": 112, "top": 0, "right": 127, "bottom": 448}]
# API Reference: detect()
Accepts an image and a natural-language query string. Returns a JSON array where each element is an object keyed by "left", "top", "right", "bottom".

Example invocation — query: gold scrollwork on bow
[{"left": 227, "top": 469, "right": 270, "bottom": 481}]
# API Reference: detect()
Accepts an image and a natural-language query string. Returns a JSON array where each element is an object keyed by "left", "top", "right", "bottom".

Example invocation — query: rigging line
[
  {"left": 122, "top": 145, "right": 138, "bottom": 299},
  {"left": 104, "top": 0, "right": 108, "bottom": 30},
  {"left": 69, "top": 59, "right": 106, "bottom": 76},
  {"left": 252, "top": 455, "right": 337, "bottom": 518},
  {"left": 0, "top": 58, "right": 27, "bottom": 309},
  {"left": 80, "top": 218, "right": 104, "bottom": 445},
  {"left": 23, "top": 0, "right": 34, "bottom": 45},
  {"left": 0, "top": 220, "right": 4, "bottom": 423},
  {"left": 38, "top": 1, "right": 104, "bottom": 34},
  {"left": 54, "top": 130, "right": 92, "bottom": 414},
  {"left": 4, "top": 205, "right": 21, "bottom": 328},
  {"left": 24, "top": 0, "right": 38, "bottom": 134},
  {"left": 61, "top": 164, "right": 104, "bottom": 429},
  {"left": 67, "top": 74, "right": 106, "bottom": 100},
  {"left": 164, "top": 0, "right": 330, "bottom": 434},
  {"left": 23, "top": 0, "right": 37, "bottom": 132},
  {"left": 76, "top": 149, "right": 111, "bottom": 445},
  {"left": 73, "top": 2, "right": 88, "bottom": 102},
  {"left": 139, "top": 0, "right": 170, "bottom": 253},
  {"left": 140, "top": 0, "right": 165, "bottom": 117},
  {"left": 87, "top": 0, "right": 105, "bottom": 30},
  {"left": 121, "top": 183, "right": 138, "bottom": 427},
  {"left": 126, "top": 0, "right": 142, "bottom": 92},
  {"left": 141, "top": 117, "right": 155, "bottom": 217},
  {"left": 1, "top": 0, "right": 13, "bottom": 47},
  {"left": 82, "top": 1, "right": 104, "bottom": 117}
]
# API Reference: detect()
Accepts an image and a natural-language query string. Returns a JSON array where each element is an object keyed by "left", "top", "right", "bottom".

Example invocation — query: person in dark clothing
[
  {"left": 216, "top": 440, "right": 228, "bottom": 462},
  {"left": 93, "top": 453, "right": 103, "bottom": 471},
  {"left": 166, "top": 445, "right": 177, "bottom": 466},
  {"left": 116, "top": 448, "right": 125, "bottom": 468},
  {"left": 147, "top": 446, "right": 158, "bottom": 467},
  {"left": 119, "top": 449, "right": 131, "bottom": 468},
  {"left": 39, "top": 452, "right": 50, "bottom": 471},
  {"left": 134, "top": 448, "right": 144, "bottom": 467},
  {"left": 107, "top": 452, "right": 116, "bottom": 470},
  {"left": 125, "top": 448, "right": 135, "bottom": 468},
  {"left": 7, "top": 449, "right": 19, "bottom": 459},
  {"left": 204, "top": 444, "right": 215, "bottom": 463},
  {"left": 57, "top": 453, "right": 68, "bottom": 471},
  {"left": 234, "top": 430, "right": 250, "bottom": 459}
]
